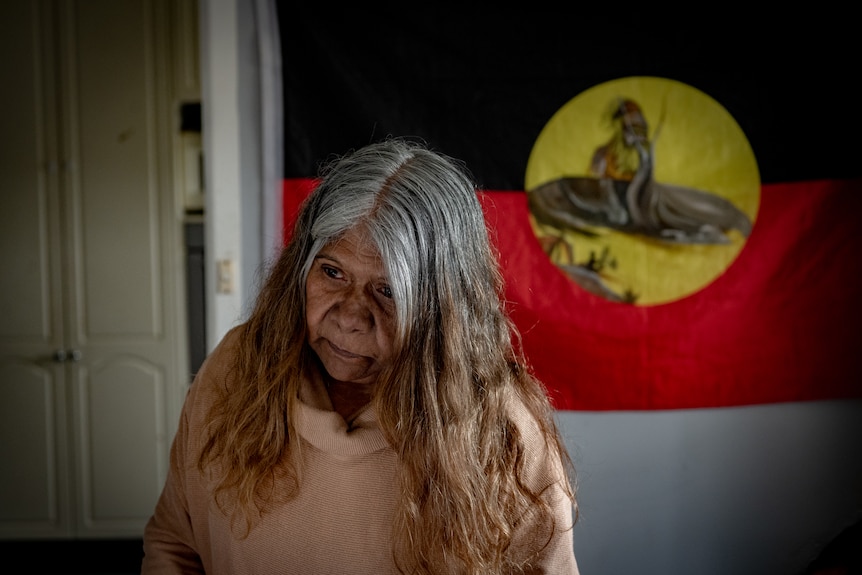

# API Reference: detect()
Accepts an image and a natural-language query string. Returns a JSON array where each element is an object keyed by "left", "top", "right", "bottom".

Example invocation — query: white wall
[
  {"left": 200, "top": 0, "right": 247, "bottom": 344},
  {"left": 560, "top": 400, "right": 862, "bottom": 575},
  {"left": 200, "top": 0, "right": 278, "bottom": 346},
  {"left": 199, "top": 3, "right": 862, "bottom": 574}
]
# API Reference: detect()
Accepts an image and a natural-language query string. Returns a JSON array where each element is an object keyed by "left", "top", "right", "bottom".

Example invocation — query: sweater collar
[{"left": 294, "top": 367, "right": 391, "bottom": 457}]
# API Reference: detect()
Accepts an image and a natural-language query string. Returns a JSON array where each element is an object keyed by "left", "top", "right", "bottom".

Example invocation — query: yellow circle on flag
[{"left": 525, "top": 76, "right": 760, "bottom": 305}]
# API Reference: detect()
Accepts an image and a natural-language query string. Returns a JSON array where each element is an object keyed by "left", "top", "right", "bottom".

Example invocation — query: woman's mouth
[{"left": 327, "top": 341, "right": 362, "bottom": 359}]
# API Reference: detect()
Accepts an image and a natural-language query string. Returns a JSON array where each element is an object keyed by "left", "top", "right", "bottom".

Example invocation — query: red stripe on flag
[
  {"left": 282, "top": 178, "right": 318, "bottom": 245},
  {"left": 284, "top": 178, "right": 862, "bottom": 410}
]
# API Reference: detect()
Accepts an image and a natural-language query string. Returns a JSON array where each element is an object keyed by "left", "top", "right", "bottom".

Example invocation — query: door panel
[
  {"left": 70, "top": 0, "right": 162, "bottom": 338},
  {"left": 0, "top": 361, "right": 71, "bottom": 536},
  {"left": 75, "top": 356, "right": 165, "bottom": 526},
  {"left": 0, "top": 0, "right": 71, "bottom": 539},
  {"left": 58, "top": 0, "right": 176, "bottom": 537}
]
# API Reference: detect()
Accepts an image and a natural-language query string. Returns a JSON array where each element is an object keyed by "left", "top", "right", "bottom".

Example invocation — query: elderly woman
[{"left": 142, "top": 138, "right": 579, "bottom": 574}]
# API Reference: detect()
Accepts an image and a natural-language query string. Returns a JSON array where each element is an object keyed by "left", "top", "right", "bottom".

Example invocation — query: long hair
[{"left": 198, "top": 137, "right": 576, "bottom": 573}]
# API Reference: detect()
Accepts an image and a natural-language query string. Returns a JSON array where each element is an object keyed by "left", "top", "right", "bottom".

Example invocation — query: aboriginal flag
[{"left": 276, "top": 5, "right": 862, "bottom": 410}]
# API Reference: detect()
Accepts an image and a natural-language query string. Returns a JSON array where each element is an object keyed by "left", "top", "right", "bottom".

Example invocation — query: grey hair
[{"left": 294, "top": 138, "right": 497, "bottom": 345}]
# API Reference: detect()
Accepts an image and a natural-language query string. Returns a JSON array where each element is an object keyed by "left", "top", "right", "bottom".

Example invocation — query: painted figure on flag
[{"left": 526, "top": 77, "right": 760, "bottom": 305}]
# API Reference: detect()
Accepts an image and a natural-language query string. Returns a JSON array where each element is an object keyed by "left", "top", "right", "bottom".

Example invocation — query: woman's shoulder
[
  {"left": 507, "top": 389, "right": 549, "bottom": 442},
  {"left": 508, "top": 389, "right": 569, "bottom": 487},
  {"left": 199, "top": 323, "right": 246, "bottom": 374},
  {"left": 184, "top": 323, "right": 248, "bottom": 410}
]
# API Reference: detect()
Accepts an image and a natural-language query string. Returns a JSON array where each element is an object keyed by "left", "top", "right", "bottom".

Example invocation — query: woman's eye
[
  {"left": 322, "top": 265, "right": 340, "bottom": 278},
  {"left": 379, "top": 285, "right": 393, "bottom": 299}
]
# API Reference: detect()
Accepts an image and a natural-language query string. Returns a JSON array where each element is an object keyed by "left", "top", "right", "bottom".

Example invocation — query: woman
[{"left": 142, "top": 138, "right": 579, "bottom": 574}]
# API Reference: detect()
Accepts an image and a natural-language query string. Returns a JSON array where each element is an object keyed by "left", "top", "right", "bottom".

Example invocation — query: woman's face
[{"left": 305, "top": 226, "right": 397, "bottom": 387}]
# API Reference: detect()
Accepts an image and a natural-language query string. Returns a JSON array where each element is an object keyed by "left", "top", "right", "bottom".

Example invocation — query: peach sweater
[{"left": 142, "top": 326, "right": 579, "bottom": 574}]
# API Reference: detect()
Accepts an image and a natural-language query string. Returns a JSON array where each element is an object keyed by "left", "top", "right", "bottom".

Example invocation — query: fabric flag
[{"left": 276, "top": 5, "right": 862, "bottom": 410}]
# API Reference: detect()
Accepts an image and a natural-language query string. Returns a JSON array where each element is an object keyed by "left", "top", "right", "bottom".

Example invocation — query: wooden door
[{"left": 0, "top": 0, "right": 187, "bottom": 539}]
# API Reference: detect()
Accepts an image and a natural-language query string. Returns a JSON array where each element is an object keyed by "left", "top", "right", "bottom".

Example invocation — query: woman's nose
[{"left": 334, "top": 289, "right": 374, "bottom": 332}]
